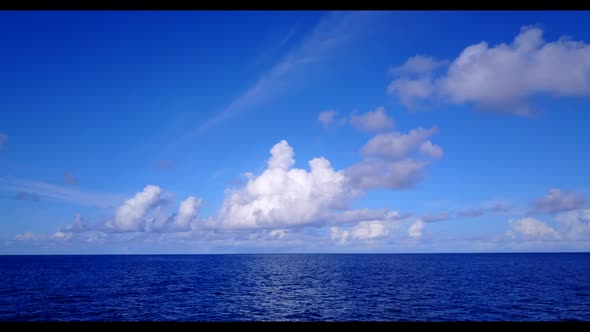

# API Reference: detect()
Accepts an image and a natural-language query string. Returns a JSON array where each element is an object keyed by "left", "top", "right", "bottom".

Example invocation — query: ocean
[{"left": 0, "top": 253, "right": 588, "bottom": 321}]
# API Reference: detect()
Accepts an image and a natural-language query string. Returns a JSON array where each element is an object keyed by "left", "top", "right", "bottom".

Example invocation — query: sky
[{"left": 1, "top": 10, "right": 590, "bottom": 254}]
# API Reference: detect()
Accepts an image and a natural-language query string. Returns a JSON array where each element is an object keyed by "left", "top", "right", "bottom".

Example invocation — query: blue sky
[{"left": 1, "top": 11, "right": 590, "bottom": 254}]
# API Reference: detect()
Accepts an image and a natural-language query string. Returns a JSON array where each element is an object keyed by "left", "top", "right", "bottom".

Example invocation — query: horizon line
[{"left": 1, "top": 251, "right": 589, "bottom": 256}]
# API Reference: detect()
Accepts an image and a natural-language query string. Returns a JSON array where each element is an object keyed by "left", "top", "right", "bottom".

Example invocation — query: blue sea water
[{"left": 0, "top": 253, "right": 589, "bottom": 321}]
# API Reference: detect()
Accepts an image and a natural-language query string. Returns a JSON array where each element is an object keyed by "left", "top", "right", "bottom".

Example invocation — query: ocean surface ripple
[{"left": 0, "top": 253, "right": 589, "bottom": 321}]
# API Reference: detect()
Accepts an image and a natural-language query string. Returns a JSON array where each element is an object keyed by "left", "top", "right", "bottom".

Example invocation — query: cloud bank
[{"left": 41, "top": 131, "right": 441, "bottom": 246}]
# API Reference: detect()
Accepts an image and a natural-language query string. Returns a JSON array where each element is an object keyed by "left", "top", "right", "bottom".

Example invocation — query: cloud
[
  {"left": 344, "top": 127, "right": 443, "bottom": 191},
  {"left": 457, "top": 208, "right": 485, "bottom": 217},
  {"left": 388, "top": 26, "right": 590, "bottom": 114},
  {"left": 408, "top": 219, "right": 426, "bottom": 238},
  {"left": 421, "top": 212, "right": 451, "bottom": 223},
  {"left": 530, "top": 189, "right": 587, "bottom": 214},
  {"left": 345, "top": 158, "right": 427, "bottom": 190},
  {"left": 349, "top": 106, "right": 395, "bottom": 133},
  {"left": 171, "top": 196, "right": 203, "bottom": 232},
  {"left": 20, "top": 133, "right": 440, "bottom": 246},
  {"left": 13, "top": 191, "right": 40, "bottom": 202},
  {"left": 388, "top": 77, "right": 435, "bottom": 109},
  {"left": 174, "top": 11, "right": 384, "bottom": 144},
  {"left": 350, "top": 220, "right": 396, "bottom": 240},
  {"left": 106, "top": 185, "right": 191, "bottom": 233},
  {"left": 109, "top": 185, "right": 163, "bottom": 232},
  {"left": 419, "top": 141, "right": 444, "bottom": 159},
  {"left": 269, "top": 229, "right": 287, "bottom": 240},
  {"left": 253, "top": 24, "right": 298, "bottom": 67},
  {"left": 330, "top": 217, "right": 401, "bottom": 244},
  {"left": 507, "top": 217, "right": 560, "bottom": 240},
  {"left": 63, "top": 171, "right": 79, "bottom": 185},
  {"left": 386, "top": 56, "right": 448, "bottom": 109},
  {"left": 390, "top": 55, "right": 448, "bottom": 76},
  {"left": 457, "top": 203, "right": 509, "bottom": 217},
  {"left": 328, "top": 208, "right": 409, "bottom": 225},
  {"left": 0, "top": 133, "right": 6, "bottom": 151},
  {"left": 50, "top": 190, "right": 203, "bottom": 235},
  {"left": 217, "top": 140, "right": 350, "bottom": 229},
  {"left": 328, "top": 209, "right": 408, "bottom": 243},
  {"left": 58, "top": 214, "right": 88, "bottom": 233},
  {"left": 317, "top": 110, "right": 339, "bottom": 126},
  {"left": 329, "top": 227, "right": 350, "bottom": 243},
  {"left": 554, "top": 209, "right": 590, "bottom": 239},
  {"left": 0, "top": 177, "right": 124, "bottom": 208},
  {"left": 15, "top": 232, "right": 47, "bottom": 241},
  {"left": 328, "top": 208, "right": 387, "bottom": 224},
  {"left": 385, "top": 202, "right": 509, "bottom": 228},
  {"left": 51, "top": 231, "right": 72, "bottom": 241},
  {"left": 17, "top": 215, "right": 95, "bottom": 243},
  {"left": 360, "top": 127, "right": 440, "bottom": 161}
]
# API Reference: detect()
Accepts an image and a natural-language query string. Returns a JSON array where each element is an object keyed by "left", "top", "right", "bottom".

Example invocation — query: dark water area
[{"left": 0, "top": 253, "right": 589, "bottom": 321}]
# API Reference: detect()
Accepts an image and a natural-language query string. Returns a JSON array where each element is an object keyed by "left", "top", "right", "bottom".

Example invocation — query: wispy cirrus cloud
[
  {"left": 252, "top": 24, "right": 299, "bottom": 67},
  {"left": 0, "top": 177, "right": 125, "bottom": 208},
  {"left": 171, "top": 11, "right": 386, "bottom": 149}
]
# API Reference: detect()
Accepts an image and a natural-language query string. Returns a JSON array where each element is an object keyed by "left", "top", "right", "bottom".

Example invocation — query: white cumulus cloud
[
  {"left": 344, "top": 127, "right": 442, "bottom": 191},
  {"left": 29, "top": 132, "right": 442, "bottom": 243},
  {"left": 350, "top": 220, "right": 394, "bottom": 240},
  {"left": 174, "top": 196, "right": 203, "bottom": 229},
  {"left": 111, "top": 185, "right": 163, "bottom": 232},
  {"left": 217, "top": 140, "right": 350, "bottom": 229},
  {"left": 408, "top": 219, "right": 426, "bottom": 239},
  {"left": 388, "top": 26, "right": 590, "bottom": 114},
  {"left": 330, "top": 218, "right": 400, "bottom": 243},
  {"left": 172, "top": 196, "right": 203, "bottom": 232}
]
